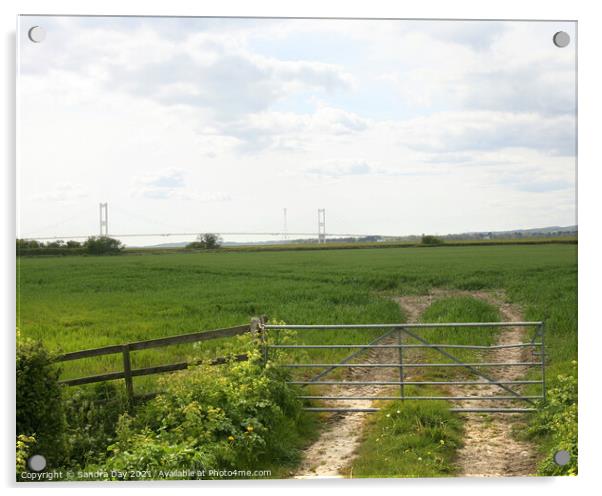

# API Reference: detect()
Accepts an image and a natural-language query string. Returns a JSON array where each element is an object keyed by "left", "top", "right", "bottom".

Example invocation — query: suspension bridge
[{"left": 20, "top": 203, "right": 385, "bottom": 244}]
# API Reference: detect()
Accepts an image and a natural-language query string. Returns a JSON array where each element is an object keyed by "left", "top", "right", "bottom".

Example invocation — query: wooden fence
[{"left": 55, "top": 319, "right": 264, "bottom": 406}]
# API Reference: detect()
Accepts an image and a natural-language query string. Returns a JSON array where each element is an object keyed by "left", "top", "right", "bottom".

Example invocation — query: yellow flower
[
  {"left": 247, "top": 425, "right": 254, "bottom": 432},
  {"left": 228, "top": 436, "right": 235, "bottom": 442}
]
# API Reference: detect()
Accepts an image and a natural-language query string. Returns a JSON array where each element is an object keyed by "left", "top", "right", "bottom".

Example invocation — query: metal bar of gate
[
  {"left": 540, "top": 322, "right": 547, "bottom": 403},
  {"left": 265, "top": 322, "right": 542, "bottom": 329},
  {"left": 298, "top": 395, "right": 543, "bottom": 401},
  {"left": 300, "top": 328, "right": 398, "bottom": 386},
  {"left": 304, "top": 407, "right": 537, "bottom": 413},
  {"left": 272, "top": 321, "right": 545, "bottom": 413},
  {"left": 290, "top": 380, "right": 541, "bottom": 385},
  {"left": 400, "top": 327, "right": 537, "bottom": 405},
  {"left": 398, "top": 328, "right": 404, "bottom": 401},
  {"left": 281, "top": 362, "right": 540, "bottom": 368},
  {"left": 268, "top": 343, "right": 541, "bottom": 350}
]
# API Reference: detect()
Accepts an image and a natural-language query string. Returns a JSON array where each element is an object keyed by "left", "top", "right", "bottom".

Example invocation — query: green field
[
  {"left": 16, "top": 243, "right": 577, "bottom": 477},
  {"left": 17, "top": 244, "right": 577, "bottom": 381}
]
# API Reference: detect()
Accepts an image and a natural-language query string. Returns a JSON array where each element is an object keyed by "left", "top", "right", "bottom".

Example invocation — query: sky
[{"left": 17, "top": 16, "right": 577, "bottom": 245}]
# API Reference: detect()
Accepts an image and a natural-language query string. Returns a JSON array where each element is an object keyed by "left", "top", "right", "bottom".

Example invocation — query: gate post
[
  {"left": 251, "top": 316, "right": 268, "bottom": 366},
  {"left": 398, "top": 328, "right": 404, "bottom": 401},
  {"left": 540, "top": 322, "right": 546, "bottom": 404},
  {"left": 122, "top": 344, "right": 135, "bottom": 409}
]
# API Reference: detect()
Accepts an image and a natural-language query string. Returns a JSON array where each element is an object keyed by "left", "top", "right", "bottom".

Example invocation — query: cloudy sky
[{"left": 17, "top": 16, "right": 576, "bottom": 245}]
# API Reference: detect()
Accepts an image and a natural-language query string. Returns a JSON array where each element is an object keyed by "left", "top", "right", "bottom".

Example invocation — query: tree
[
  {"left": 186, "top": 233, "right": 222, "bottom": 250},
  {"left": 16, "top": 239, "right": 41, "bottom": 250},
  {"left": 46, "top": 240, "right": 65, "bottom": 248},
  {"left": 83, "top": 236, "right": 124, "bottom": 255},
  {"left": 421, "top": 234, "right": 444, "bottom": 246},
  {"left": 200, "top": 233, "right": 222, "bottom": 249}
]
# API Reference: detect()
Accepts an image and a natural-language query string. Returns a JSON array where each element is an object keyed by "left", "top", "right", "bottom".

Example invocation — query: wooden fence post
[
  {"left": 251, "top": 317, "right": 268, "bottom": 365},
  {"left": 250, "top": 317, "right": 261, "bottom": 334},
  {"left": 122, "top": 344, "right": 135, "bottom": 408}
]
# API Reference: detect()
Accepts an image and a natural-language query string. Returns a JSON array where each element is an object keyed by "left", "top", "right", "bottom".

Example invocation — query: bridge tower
[
  {"left": 318, "top": 208, "right": 326, "bottom": 244},
  {"left": 283, "top": 208, "right": 288, "bottom": 241},
  {"left": 99, "top": 202, "right": 109, "bottom": 237}
]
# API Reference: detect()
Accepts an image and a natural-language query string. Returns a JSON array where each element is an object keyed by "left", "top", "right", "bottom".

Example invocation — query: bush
[
  {"left": 528, "top": 362, "right": 578, "bottom": 475},
  {"left": 83, "top": 236, "right": 124, "bottom": 255},
  {"left": 16, "top": 334, "right": 67, "bottom": 466},
  {"left": 16, "top": 434, "right": 36, "bottom": 478},
  {"left": 421, "top": 235, "right": 444, "bottom": 245},
  {"left": 16, "top": 239, "right": 85, "bottom": 257},
  {"left": 17, "top": 247, "right": 86, "bottom": 257},
  {"left": 16, "top": 239, "right": 42, "bottom": 250},
  {"left": 186, "top": 233, "right": 222, "bottom": 250},
  {"left": 63, "top": 383, "right": 128, "bottom": 468},
  {"left": 89, "top": 351, "right": 307, "bottom": 479}
]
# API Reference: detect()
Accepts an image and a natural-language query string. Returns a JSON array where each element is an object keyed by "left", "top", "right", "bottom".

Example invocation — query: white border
[{"left": 3, "top": 1, "right": 600, "bottom": 495}]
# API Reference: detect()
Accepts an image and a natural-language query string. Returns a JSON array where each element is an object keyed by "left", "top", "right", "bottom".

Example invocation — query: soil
[
  {"left": 292, "top": 334, "right": 400, "bottom": 477},
  {"left": 292, "top": 289, "right": 538, "bottom": 478}
]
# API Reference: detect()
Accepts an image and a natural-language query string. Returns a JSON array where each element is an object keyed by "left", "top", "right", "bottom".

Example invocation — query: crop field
[
  {"left": 17, "top": 243, "right": 576, "bottom": 386},
  {"left": 16, "top": 243, "right": 577, "bottom": 477}
]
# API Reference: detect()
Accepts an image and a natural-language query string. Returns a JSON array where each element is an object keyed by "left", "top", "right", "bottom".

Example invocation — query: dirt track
[
  {"left": 292, "top": 290, "right": 538, "bottom": 478},
  {"left": 444, "top": 291, "right": 538, "bottom": 476}
]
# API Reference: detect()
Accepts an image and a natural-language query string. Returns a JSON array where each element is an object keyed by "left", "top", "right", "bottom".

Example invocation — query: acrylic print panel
[{"left": 16, "top": 16, "right": 577, "bottom": 481}]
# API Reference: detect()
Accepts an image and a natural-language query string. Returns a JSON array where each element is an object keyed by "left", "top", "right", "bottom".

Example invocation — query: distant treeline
[
  {"left": 221, "top": 236, "right": 577, "bottom": 253},
  {"left": 17, "top": 237, "right": 124, "bottom": 256}
]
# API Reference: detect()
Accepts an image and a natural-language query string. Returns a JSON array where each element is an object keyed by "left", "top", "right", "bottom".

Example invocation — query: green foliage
[
  {"left": 421, "top": 235, "right": 444, "bottom": 245},
  {"left": 186, "top": 233, "right": 222, "bottom": 250},
  {"left": 87, "top": 352, "right": 309, "bottom": 479},
  {"left": 350, "top": 400, "right": 463, "bottom": 477},
  {"left": 17, "top": 239, "right": 42, "bottom": 250},
  {"left": 217, "top": 237, "right": 576, "bottom": 253},
  {"left": 16, "top": 434, "right": 36, "bottom": 478},
  {"left": 83, "top": 236, "right": 124, "bottom": 255},
  {"left": 62, "top": 382, "right": 128, "bottom": 468},
  {"left": 17, "top": 238, "right": 85, "bottom": 257},
  {"left": 528, "top": 362, "right": 578, "bottom": 475},
  {"left": 16, "top": 335, "right": 67, "bottom": 466},
  {"left": 17, "top": 244, "right": 578, "bottom": 477},
  {"left": 17, "top": 244, "right": 577, "bottom": 387}
]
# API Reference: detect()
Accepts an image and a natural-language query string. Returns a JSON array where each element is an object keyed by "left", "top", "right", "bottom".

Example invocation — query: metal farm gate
[{"left": 262, "top": 322, "right": 546, "bottom": 414}]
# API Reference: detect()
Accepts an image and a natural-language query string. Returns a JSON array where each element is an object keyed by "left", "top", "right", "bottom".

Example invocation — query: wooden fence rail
[{"left": 55, "top": 321, "right": 262, "bottom": 407}]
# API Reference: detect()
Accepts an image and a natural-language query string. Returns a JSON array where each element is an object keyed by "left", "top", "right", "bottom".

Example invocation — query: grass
[
  {"left": 17, "top": 244, "right": 576, "bottom": 385},
  {"left": 347, "top": 399, "right": 463, "bottom": 478},
  {"left": 17, "top": 243, "right": 577, "bottom": 476},
  {"left": 420, "top": 296, "right": 501, "bottom": 345},
  {"left": 347, "top": 296, "right": 502, "bottom": 477},
  {"left": 416, "top": 297, "right": 502, "bottom": 378}
]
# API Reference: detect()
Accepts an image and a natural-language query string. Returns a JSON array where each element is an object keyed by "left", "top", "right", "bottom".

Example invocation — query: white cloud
[
  {"left": 378, "top": 23, "right": 575, "bottom": 116},
  {"left": 134, "top": 188, "right": 232, "bottom": 202},
  {"left": 137, "top": 168, "right": 186, "bottom": 189},
  {"left": 303, "top": 158, "right": 430, "bottom": 179},
  {"left": 394, "top": 111, "right": 575, "bottom": 156},
  {"left": 131, "top": 168, "right": 231, "bottom": 202},
  {"left": 21, "top": 22, "right": 354, "bottom": 122},
  {"left": 32, "top": 183, "right": 89, "bottom": 204},
  {"left": 17, "top": 17, "right": 576, "bottom": 242},
  {"left": 220, "top": 106, "right": 369, "bottom": 152}
]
